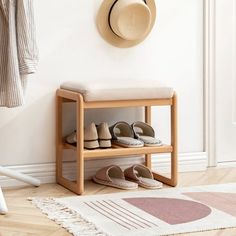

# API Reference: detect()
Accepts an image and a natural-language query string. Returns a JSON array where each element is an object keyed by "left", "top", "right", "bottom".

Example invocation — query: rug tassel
[{"left": 30, "top": 197, "right": 109, "bottom": 236}]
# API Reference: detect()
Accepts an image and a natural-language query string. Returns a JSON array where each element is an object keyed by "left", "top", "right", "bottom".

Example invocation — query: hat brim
[{"left": 96, "top": 0, "right": 156, "bottom": 48}]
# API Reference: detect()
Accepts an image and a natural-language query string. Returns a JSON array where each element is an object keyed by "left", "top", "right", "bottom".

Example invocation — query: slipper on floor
[
  {"left": 131, "top": 121, "right": 162, "bottom": 147},
  {"left": 93, "top": 165, "right": 138, "bottom": 190},
  {"left": 124, "top": 164, "right": 163, "bottom": 189},
  {"left": 109, "top": 122, "right": 144, "bottom": 148}
]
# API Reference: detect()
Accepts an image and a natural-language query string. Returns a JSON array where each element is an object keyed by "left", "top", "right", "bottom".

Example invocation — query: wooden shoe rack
[{"left": 56, "top": 89, "right": 178, "bottom": 195}]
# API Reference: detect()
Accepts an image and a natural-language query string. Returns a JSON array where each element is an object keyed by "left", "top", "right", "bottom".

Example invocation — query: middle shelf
[{"left": 63, "top": 143, "right": 173, "bottom": 159}]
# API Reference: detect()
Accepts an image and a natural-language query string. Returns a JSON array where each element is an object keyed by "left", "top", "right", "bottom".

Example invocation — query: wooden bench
[{"left": 56, "top": 81, "right": 177, "bottom": 194}]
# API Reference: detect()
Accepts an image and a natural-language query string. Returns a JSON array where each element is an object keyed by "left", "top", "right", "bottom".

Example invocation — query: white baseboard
[
  {"left": 217, "top": 161, "right": 236, "bottom": 168},
  {"left": 0, "top": 152, "right": 207, "bottom": 188}
]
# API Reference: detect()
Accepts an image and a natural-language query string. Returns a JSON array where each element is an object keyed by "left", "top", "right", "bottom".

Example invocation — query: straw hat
[{"left": 97, "top": 0, "right": 156, "bottom": 48}]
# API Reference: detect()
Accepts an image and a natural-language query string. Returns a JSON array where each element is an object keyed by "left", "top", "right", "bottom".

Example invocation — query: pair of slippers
[
  {"left": 93, "top": 164, "right": 163, "bottom": 190},
  {"left": 110, "top": 121, "right": 162, "bottom": 148}
]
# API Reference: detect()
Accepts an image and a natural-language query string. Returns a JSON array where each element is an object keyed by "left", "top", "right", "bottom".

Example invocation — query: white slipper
[
  {"left": 131, "top": 121, "right": 162, "bottom": 147},
  {"left": 109, "top": 122, "right": 144, "bottom": 148},
  {"left": 93, "top": 165, "right": 138, "bottom": 190},
  {"left": 124, "top": 164, "right": 163, "bottom": 189}
]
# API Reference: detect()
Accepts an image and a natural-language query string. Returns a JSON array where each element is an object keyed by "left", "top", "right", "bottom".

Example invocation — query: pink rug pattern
[
  {"left": 31, "top": 183, "right": 236, "bottom": 236},
  {"left": 124, "top": 197, "right": 212, "bottom": 225},
  {"left": 183, "top": 192, "right": 236, "bottom": 218}
]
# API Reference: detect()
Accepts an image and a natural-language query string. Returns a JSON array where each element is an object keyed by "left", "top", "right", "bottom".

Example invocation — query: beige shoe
[
  {"left": 66, "top": 130, "right": 77, "bottom": 144},
  {"left": 84, "top": 123, "right": 99, "bottom": 149},
  {"left": 97, "top": 122, "right": 112, "bottom": 148}
]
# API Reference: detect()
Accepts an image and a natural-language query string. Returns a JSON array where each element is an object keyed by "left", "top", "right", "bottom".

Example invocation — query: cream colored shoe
[
  {"left": 97, "top": 122, "right": 112, "bottom": 148},
  {"left": 84, "top": 122, "right": 99, "bottom": 149},
  {"left": 66, "top": 123, "right": 99, "bottom": 149},
  {"left": 66, "top": 130, "right": 77, "bottom": 144}
]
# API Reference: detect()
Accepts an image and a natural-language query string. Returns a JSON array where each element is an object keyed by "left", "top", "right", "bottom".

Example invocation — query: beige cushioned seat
[{"left": 60, "top": 80, "right": 174, "bottom": 102}]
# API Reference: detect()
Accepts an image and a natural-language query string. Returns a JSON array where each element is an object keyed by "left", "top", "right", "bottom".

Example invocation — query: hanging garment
[{"left": 0, "top": 0, "right": 38, "bottom": 107}]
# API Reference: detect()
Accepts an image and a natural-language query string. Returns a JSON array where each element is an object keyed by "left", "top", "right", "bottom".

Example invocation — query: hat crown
[
  {"left": 109, "top": 0, "right": 152, "bottom": 40},
  {"left": 96, "top": 0, "right": 156, "bottom": 48}
]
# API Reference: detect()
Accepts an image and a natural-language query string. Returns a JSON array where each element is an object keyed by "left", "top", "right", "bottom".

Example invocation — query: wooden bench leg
[
  {"left": 170, "top": 93, "right": 178, "bottom": 186},
  {"left": 56, "top": 91, "right": 85, "bottom": 194},
  {"left": 152, "top": 94, "right": 178, "bottom": 187},
  {"left": 56, "top": 94, "right": 63, "bottom": 184},
  {"left": 76, "top": 94, "right": 84, "bottom": 194},
  {"left": 56, "top": 94, "right": 78, "bottom": 192},
  {"left": 145, "top": 106, "right": 152, "bottom": 168}
]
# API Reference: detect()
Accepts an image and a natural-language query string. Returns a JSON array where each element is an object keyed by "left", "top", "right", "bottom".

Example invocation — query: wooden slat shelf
[
  {"left": 83, "top": 99, "right": 172, "bottom": 109},
  {"left": 63, "top": 143, "right": 173, "bottom": 159}
]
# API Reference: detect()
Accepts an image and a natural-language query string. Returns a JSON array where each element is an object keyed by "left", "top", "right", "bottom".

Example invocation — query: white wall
[
  {"left": 215, "top": 0, "right": 236, "bottom": 163},
  {"left": 0, "top": 0, "right": 204, "bottom": 174}
]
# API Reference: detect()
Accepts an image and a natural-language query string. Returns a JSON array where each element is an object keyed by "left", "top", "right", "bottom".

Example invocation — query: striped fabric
[{"left": 0, "top": 0, "right": 38, "bottom": 107}]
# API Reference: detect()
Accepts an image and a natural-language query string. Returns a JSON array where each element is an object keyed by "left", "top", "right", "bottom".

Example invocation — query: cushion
[{"left": 60, "top": 80, "right": 174, "bottom": 101}]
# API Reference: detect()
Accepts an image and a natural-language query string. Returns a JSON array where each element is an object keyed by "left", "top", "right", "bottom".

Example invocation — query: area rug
[{"left": 31, "top": 183, "right": 236, "bottom": 236}]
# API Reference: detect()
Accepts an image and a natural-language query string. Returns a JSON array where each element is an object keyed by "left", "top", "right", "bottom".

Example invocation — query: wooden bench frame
[{"left": 56, "top": 89, "right": 178, "bottom": 194}]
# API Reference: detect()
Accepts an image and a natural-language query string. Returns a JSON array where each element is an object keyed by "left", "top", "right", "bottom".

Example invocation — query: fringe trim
[{"left": 29, "top": 197, "right": 109, "bottom": 236}]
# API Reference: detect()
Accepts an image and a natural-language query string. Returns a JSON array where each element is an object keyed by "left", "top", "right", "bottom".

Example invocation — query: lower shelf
[{"left": 63, "top": 143, "right": 173, "bottom": 159}]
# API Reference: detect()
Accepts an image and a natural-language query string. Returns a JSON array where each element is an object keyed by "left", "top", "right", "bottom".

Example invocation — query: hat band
[{"left": 108, "top": 0, "right": 120, "bottom": 38}]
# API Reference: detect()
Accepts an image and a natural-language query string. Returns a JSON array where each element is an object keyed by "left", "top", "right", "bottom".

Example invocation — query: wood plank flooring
[{"left": 0, "top": 167, "right": 236, "bottom": 236}]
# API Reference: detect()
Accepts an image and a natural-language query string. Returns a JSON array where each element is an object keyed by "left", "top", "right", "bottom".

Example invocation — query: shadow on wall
[
  {"left": 0, "top": 89, "right": 144, "bottom": 166},
  {"left": 0, "top": 92, "right": 55, "bottom": 166},
  {"left": 62, "top": 102, "right": 144, "bottom": 137}
]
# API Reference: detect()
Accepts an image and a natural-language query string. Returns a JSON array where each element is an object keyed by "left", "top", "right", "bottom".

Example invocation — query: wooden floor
[{"left": 0, "top": 167, "right": 236, "bottom": 236}]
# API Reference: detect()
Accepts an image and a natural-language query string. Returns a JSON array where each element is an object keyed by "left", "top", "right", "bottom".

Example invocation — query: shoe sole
[
  {"left": 92, "top": 177, "right": 138, "bottom": 190},
  {"left": 84, "top": 140, "right": 99, "bottom": 149},
  {"left": 99, "top": 140, "right": 111, "bottom": 148}
]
